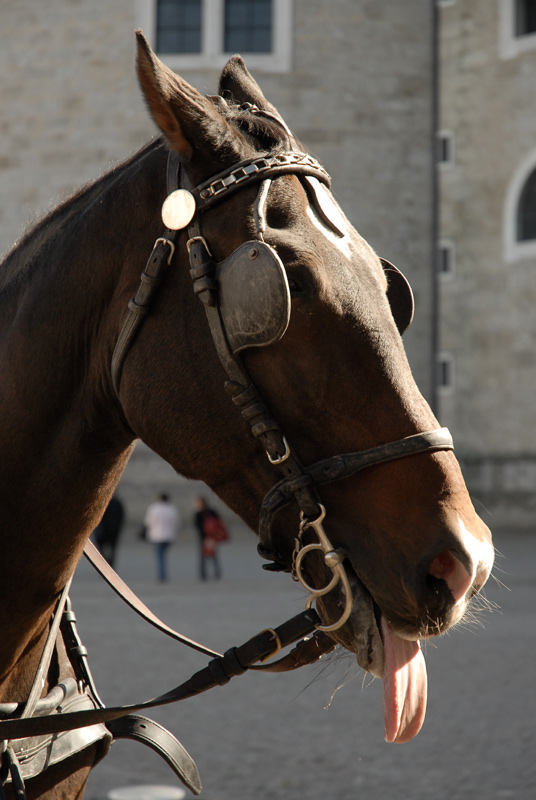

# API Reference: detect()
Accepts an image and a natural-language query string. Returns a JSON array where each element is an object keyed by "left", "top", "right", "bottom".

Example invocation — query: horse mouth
[{"left": 319, "top": 568, "right": 428, "bottom": 744}]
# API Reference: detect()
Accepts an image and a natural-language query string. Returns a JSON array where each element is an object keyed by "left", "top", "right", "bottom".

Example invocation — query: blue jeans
[{"left": 154, "top": 541, "right": 171, "bottom": 581}]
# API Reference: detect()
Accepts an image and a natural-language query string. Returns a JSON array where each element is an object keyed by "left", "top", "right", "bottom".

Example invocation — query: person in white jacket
[{"left": 144, "top": 493, "right": 181, "bottom": 581}]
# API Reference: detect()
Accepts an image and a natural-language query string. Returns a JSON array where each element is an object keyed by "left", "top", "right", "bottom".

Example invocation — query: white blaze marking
[
  {"left": 305, "top": 204, "right": 353, "bottom": 259},
  {"left": 457, "top": 516, "right": 495, "bottom": 590}
]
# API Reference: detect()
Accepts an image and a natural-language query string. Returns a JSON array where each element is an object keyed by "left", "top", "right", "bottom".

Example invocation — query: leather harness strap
[
  {"left": 258, "top": 427, "right": 455, "bottom": 562},
  {"left": 83, "top": 540, "right": 220, "bottom": 658},
  {"left": 111, "top": 236, "right": 178, "bottom": 397},
  {"left": 0, "top": 607, "right": 321, "bottom": 742},
  {"left": 82, "top": 539, "right": 335, "bottom": 670},
  {"left": 1, "top": 144, "right": 457, "bottom": 792}
]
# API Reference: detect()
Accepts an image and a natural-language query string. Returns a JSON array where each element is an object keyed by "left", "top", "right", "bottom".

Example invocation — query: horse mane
[
  {"left": 0, "top": 138, "right": 164, "bottom": 298},
  {"left": 0, "top": 100, "right": 300, "bottom": 302}
]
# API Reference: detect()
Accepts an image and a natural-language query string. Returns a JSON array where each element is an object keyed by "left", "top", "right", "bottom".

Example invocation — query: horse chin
[{"left": 318, "top": 571, "right": 384, "bottom": 679}]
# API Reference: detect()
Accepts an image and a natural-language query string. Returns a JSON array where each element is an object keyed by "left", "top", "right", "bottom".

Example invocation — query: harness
[
  {"left": 0, "top": 144, "right": 454, "bottom": 797},
  {"left": 112, "top": 146, "right": 453, "bottom": 612}
]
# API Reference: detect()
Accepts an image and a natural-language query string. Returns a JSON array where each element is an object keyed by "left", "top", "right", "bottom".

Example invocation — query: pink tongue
[{"left": 381, "top": 615, "right": 428, "bottom": 743}]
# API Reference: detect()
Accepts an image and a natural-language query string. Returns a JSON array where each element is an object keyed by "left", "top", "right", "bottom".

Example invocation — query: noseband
[{"left": 112, "top": 146, "right": 454, "bottom": 633}]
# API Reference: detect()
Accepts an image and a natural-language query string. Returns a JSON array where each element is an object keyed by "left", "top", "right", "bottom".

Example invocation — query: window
[
  {"left": 224, "top": 0, "right": 272, "bottom": 53},
  {"left": 517, "top": 167, "right": 536, "bottom": 240},
  {"left": 438, "top": 240, "right": 456, "bottom": 277},
  {"left": 499, "top": 0, "right": 536, "bottom": 59},
  {"left": 437, "top": 353, "right": 455, "bottom": 393},
  {"left": 156, "top": 0, "right": 202, "bottom": 53},
  {"left": 437, "top": 130, "right": 455, "bottom": 167},
  {"left": 503, "top": 149, "right": 536, "bottom": 261},
  {"left": 137, "top": 0, "right": 293, "bottom": 72},
  {"left": 515, "top": 0, "right": 536, "bottom": 36}
]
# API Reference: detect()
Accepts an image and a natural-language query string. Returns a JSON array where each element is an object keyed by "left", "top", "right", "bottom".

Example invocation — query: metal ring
[
  {"left": 311, "top": 564, "right": 353, "bottom": 633},
  {"left": 292, "top": 505, "right": 353, "bottom": 633},
  {"left": 294, "top": 543, "right": 340, "bottom": 596}
]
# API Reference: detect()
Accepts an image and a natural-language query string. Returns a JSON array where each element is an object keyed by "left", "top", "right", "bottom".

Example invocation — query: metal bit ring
[{"left": 293, "top": 505, "right": 353, "bottom": 633}]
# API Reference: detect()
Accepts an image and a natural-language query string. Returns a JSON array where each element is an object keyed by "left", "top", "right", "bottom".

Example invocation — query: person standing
[
  {"left": 93, "top": 494, "right": 125, "bottom": 568},
  {"left": 144, "top": 493, "right": 181, "bottom": 582},
  {"left": 193, "top": 496, "right": 225, "bottom": 581}
]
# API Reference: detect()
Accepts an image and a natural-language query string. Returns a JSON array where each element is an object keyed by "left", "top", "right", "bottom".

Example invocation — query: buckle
[
  {"left": 258, "top": 628, "right": 282, "bottom": 663},
  {"left": 154, "top": 237, "right": 176, "bottom": 265},
  {"left": 267, "top": 437, "right": 291, "bottom": 465}
]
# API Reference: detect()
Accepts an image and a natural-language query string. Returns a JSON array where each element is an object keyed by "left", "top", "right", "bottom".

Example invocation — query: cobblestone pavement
[{"left": 71, "top": 528, "right": 535, "bottom": 800}]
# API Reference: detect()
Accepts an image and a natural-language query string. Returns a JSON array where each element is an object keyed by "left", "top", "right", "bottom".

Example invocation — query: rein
[{"left": 0, "top": 541, "right": 332, "bottom": 795}]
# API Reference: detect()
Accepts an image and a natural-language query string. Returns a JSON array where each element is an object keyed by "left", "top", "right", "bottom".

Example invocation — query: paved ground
[{"left": 71, "top": 527, "right": 535, "bottom": 800}]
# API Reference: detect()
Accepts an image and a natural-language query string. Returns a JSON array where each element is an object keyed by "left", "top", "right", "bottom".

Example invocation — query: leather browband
[{"left": 192, "top": 151, "right": 331, "bottom": 211}]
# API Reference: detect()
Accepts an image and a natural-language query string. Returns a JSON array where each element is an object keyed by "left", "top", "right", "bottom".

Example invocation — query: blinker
[
  {"left": 216, "top": 240, "right": 291, "bottom": 354},
  {"left": 381, "top": 258, "right": 414, "bottom": 335}
]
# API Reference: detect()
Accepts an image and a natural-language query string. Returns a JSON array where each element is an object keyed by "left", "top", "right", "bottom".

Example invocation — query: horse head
[{"left": 116, "top": 33, "right": 494, "bottom": 744}]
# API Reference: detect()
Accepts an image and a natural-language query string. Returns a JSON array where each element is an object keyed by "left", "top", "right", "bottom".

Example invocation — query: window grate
[
  {"left": 224, "top": 0, "right": 273, "bottom": 53},
  {"left": 156, "top": 0, "right": 202, "bottom": 54}
]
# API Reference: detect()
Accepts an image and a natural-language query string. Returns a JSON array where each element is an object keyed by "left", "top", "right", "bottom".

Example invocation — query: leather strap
[
  {"left": 182, "top": 164, "right": 325, "bottom": 527},
  {"left": 258, "top": 428, "right": 455, "bottom": 556},
  {"left": 0, "top": 608, "right": 320, "bottom": 741},
  {"left": 192, "top": 151, "right": 330, "bottom": 211},
  {"left": 107, "top": 715, "right": 202, "bottom": 795},
  {"left": 20, "top": 580, "right": 72, "bottom": 721},
  {"left": 84, "top": 541, "right": 221, "bottom": 658},
  {"left": 111, "top": 236, "right": 177, "bottom": 396},
  {"left": 111, "top": 151, "right": 181, "bottom": 398},
  {"left": 84, "top": 540, "right": 334, "bottom": 671}
]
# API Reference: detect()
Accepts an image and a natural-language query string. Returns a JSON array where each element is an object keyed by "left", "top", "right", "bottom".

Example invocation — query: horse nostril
[
  {"left": 428, "top": 549, "right": 473, "bottom": 605},
  {"left": 429, "top": 550, "right": 457, "bottom": 581}
]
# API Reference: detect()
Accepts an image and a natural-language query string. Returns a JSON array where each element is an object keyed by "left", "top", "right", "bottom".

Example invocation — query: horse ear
[
  {"left": 219, "top": 55, "right": 282, "bottom": 117},
  {"left": 135, "top": 30, "right": 242, "bottom": 163}
]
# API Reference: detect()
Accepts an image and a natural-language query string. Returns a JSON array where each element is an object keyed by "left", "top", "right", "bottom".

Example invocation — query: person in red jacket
[{"left": 193, "top": 496, "right": 225, "bottom": 581}]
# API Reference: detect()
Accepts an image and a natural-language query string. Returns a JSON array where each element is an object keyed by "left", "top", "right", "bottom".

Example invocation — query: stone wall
[
  {"left": 0, "top": 0, "right": 151, "bottom": 256},
  {"left": 438, "top": 0, "right": 536, "bottom": 453},
  {"left": 437, "top": 0, "right": 536, "bottom": 528}
]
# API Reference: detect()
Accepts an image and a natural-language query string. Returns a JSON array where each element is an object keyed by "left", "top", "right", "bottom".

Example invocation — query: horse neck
[{"left": 0, "top": 143, "right": 167, "bottom": 672}]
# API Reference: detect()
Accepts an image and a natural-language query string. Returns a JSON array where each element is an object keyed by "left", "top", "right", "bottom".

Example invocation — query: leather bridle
[
  {"left": 111, "top": 146, "right": 455, "bottom": 632},
  {"left": 0, "top": 146, "right": 456, "bottom": 795}
]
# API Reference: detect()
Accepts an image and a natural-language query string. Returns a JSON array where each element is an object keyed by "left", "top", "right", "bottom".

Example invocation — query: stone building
[
  {"left": 0, "top": 0, "right": 534, "bottom": 527},
  {"left": 436, "top": 0, "right": 536, "bottom": 525}
]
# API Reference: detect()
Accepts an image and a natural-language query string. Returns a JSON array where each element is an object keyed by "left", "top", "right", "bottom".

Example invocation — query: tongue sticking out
[{"left": 380, "top": 615, "right": 428, "bottom": 743}]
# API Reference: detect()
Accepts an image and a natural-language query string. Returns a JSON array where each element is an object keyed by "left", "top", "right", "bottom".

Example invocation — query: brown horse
[{"left": 0, "top": 32, "right": 493, "bottom": 799}]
